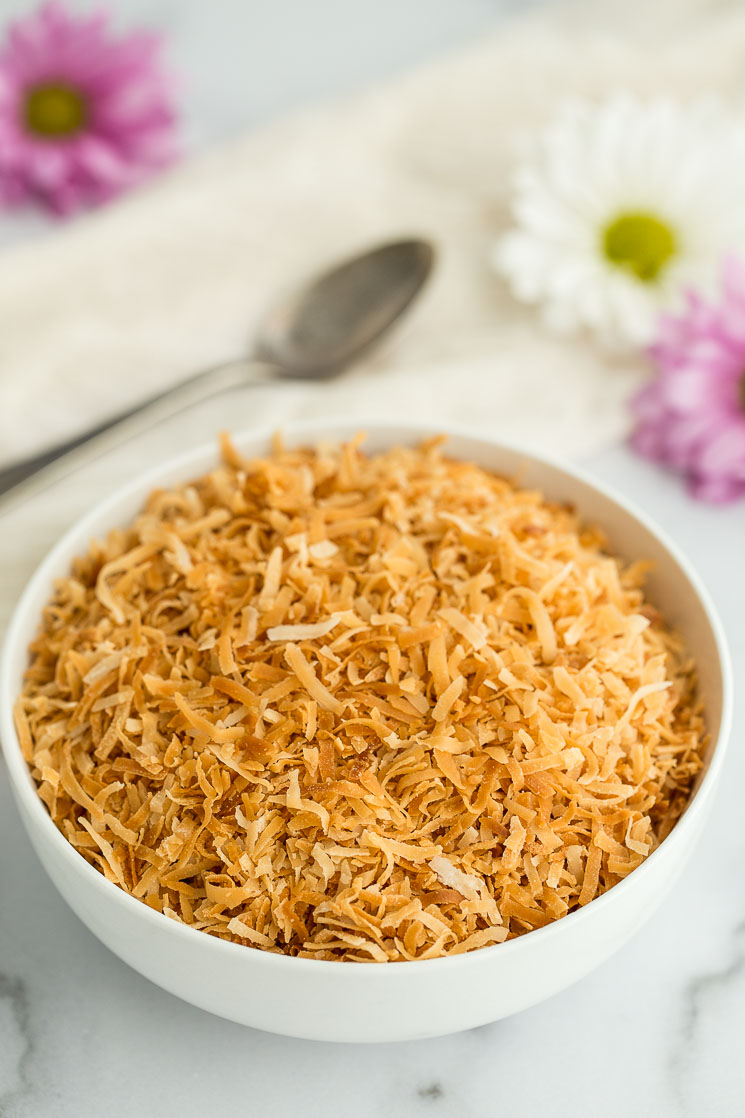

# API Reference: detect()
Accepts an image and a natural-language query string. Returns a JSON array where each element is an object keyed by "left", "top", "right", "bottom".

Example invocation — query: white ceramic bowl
[{"left": 0, "top": 422, "right": 732, "bottom": 1043}]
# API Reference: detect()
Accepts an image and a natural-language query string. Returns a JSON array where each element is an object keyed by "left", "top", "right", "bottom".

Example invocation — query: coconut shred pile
[{"left": 15, "top": 436, "right": 705, "bottom": 961}]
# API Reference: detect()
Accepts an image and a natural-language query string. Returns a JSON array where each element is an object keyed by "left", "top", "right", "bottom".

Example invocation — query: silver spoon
[{"left": 0, "top": 237, "right": 434, "bottom": 511}]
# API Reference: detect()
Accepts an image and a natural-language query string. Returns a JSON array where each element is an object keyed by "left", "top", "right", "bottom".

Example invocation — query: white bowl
[{"left": 0, "top": 422, "right": 732, "bottom": 1043}]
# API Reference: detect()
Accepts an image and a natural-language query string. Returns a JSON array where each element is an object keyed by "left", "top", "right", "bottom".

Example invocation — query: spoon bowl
[{"left": 254, "top": 239, "right": 435, "bottom": 378}]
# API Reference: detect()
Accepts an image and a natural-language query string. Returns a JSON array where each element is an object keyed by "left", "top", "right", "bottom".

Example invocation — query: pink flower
[
  {"left": 631, "top": 257, "right": 745, "bottom": 503},
  {"left": 0, "top": 3, "right": 176, "bottom": 215}
]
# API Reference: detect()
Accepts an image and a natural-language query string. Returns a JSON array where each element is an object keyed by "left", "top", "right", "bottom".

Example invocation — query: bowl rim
[{"left": 0, "top": 418, "right": 734, "bottom": 975}]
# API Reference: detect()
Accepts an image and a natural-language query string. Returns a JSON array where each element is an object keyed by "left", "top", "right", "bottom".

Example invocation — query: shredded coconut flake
[
  {"left": 429, "top": 856, "right": 482, "bottom": 901},
  {"left": 308, "top": 540, "right": 338, "bottom": 560},
  {"left": 267, "top": 616, "right": 340, "bottom": 642}
]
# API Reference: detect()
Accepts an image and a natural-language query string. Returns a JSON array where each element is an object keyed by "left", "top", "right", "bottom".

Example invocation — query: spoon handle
[{"left": 0, "top": 358, "right": 276, "bottom": 514}]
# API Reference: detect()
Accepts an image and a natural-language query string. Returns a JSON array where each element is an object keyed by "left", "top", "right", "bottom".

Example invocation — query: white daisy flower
[{"left": 493, "top": 93, "right": 745, "bottom": 348}]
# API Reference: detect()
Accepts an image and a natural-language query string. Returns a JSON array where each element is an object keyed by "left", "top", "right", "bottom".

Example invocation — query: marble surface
[{"left": 1, "top": 1, "right": 745, "bottom": 1116}]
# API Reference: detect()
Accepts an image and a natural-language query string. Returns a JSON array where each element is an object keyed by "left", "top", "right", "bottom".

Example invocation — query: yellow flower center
[
  {"left": 25, "top": 83, "right": 87, "bottom": 138},
  {"left": 602, "top": 212, "right": 677, "bottom": 283}
]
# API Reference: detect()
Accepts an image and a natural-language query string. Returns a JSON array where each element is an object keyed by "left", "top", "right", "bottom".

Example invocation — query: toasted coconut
[
  {"left": 267, "top": 616, "right": 341, "bottom": 642},
  {"left": 429, "top": 856, "right": 483, "bottom": 902},
  {"left": 15, "top": 435, "right": 706, "bottom": 962}
]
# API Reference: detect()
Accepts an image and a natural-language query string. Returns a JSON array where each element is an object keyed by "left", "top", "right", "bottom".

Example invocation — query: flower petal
[
  {"left": 493, "top": 92, "right": 745, "bottom": 349},
  {"left": 0, "top": 1, "right": 177, "bottom": 214}
]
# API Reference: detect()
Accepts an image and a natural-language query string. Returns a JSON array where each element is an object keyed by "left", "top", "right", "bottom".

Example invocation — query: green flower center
[
  {"left": 602, "top": 212, "right": 677, "bottom": 283},
  {"left": 740, "top": 373, "right": 745, "bottom": 411},
  {"left": 25, "top": 83, "right": 87, "bottom": 138}
]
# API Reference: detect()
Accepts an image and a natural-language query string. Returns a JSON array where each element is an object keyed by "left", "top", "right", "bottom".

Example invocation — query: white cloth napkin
[{"left": 0, "top": 0, "right": 741, "bottom": 470}]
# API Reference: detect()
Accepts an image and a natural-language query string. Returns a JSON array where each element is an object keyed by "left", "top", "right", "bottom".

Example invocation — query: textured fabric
[{"left": 0, "top": 0, "right": 740, "bottom": 468}]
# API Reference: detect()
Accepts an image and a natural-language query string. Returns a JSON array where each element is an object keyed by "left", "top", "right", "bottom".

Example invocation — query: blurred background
[{"left": 0, "top": 0, "right": 544, "bottom": 249}]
